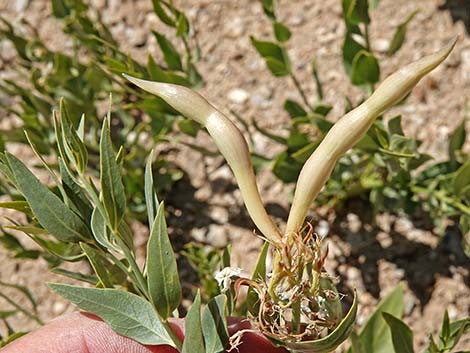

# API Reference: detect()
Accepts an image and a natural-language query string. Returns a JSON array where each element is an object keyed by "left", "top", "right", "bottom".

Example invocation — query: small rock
[
  {"left": 403, "top": 293, "right": 416, "bottom": 315},
  {"left": 395, "top": 216, "right": 413, "bottom": 233},
  {"left": 347, "top": 213, "right": 361, "bottom": 233},
  {"left": 250, "top": 94, "right": 270, "bottom": 109},
  {"left": 227, "top": 88, "right": 249, "bottom": 104},
  {"left": 210, "top": 206, "right": 229, "bottom": 223},
  {"left": 127, "top": 28, "right": 147, "bottom": 47},
  {"left": 53, "top": 301, "right": 67, "bottom": 315},
  {"left": 317, "top": 220, "right": 330, "bottom": 239},
  {"left": 225, "top": 17, "right": 245, "bottom": 38},
  {"left": 447, "top": 304, "right": 459, "bottom": 320},
  {"left": 288, "top": 15, "right": 305, "bottom": 27},
  {"left": 460, "top": 48, "right": 470, "bottom": 83},
  {"left": 206, "top": 224, "right": 229, "bottom": 247},
  {"left": 15, "top": 0, "right": 29, "bottom": 12},
  {"left": 374, "top": 38, "right": 390, "bottom": 53},
  {"left": 190, "top": 228, "right": 206, "bottom": 242},
  {"left": 108, "top": 0, "right": 121, "bottom": 11},
  {"left": 0, "top": 40, "right": 16, "bottom": 62}
]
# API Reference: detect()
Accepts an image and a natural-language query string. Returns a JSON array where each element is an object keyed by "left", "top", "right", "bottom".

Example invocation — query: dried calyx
[{"left": 124, "top": 38, "right": 456, "bottom": 352}]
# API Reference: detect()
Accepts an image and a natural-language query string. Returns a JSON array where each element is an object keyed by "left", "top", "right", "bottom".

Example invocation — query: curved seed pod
[
  {"left": 286, "top": 37, "right": 457, "bottom": 233},
  {"left": 123, "top": 74, "right": 282, "bottom": 243}
]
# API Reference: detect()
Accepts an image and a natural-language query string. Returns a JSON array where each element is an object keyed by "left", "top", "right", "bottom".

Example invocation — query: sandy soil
[{"left": 0, "top": 0, "right": 469, "bottom": 351}]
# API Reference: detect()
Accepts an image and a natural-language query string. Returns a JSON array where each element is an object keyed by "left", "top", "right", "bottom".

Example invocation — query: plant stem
[
  {"left": 0, "top": 292, "right": 43, "bottom": 325},
  {"left": 291, "top": 73, "right": 313, "bottom": 110},
  {"left": 162, "top": 320, "right": 183, "bottom": 351},
  {"left": 411, "top": 186, "right": 470, "bottom": 214},
  {"left": 364, "top": 23, "right": 371, "bottom": 52}
]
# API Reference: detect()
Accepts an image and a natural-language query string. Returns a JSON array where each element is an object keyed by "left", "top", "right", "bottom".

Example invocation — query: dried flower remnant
[{"left": 125, "top": 38, "right": 456, "bottom": 352}]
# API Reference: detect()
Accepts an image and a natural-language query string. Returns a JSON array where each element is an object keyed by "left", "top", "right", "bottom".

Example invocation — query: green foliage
[
  {"left": 146, "top": 202, "right": 182, "bottom": 320},
  {"left": 249, "top": 0, "right": 469, "bottom": 252},
  {"left": 48, "top": 283, "right": 175, "bottom": 346},
  {"left": 348, "top": 285, "right": 404, "bottom": 353},
  {"left": 182, "top": 243, "right": 222, "bottom": 301},
  {"left": 0, "top": 0, "right": 201, "bottom": 216},
  {"left": 0, "top": 103, "right": 231, "bottom": 351}
]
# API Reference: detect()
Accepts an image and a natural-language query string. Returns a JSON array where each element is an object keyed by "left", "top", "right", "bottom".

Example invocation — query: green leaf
[
  {"left": 284, "top": 99, "right": 307, "bottom": 118},
  {"left": 387, "top": 10, "right": 418, "bottom": 55},
  {"left": 147, "top": 55, "right": 191, "bottom": 86},
  {"left": 151, "top": 0, "right": 176, "bottom": 26},
  {"left": 343, "top": 32, "right": 366, "bottom": 75},
  {"left": 447, "top": 317, "right": 470, "bottom": 350},
  {"left": 250, "top": 36, "right": 284, "bottom": 62},
  {"left": 261, "top": 0, "right": 277, "bottom": 19},
  {"left": 247, "top": 241, "right": 269, "bottom": 315},
  {"left": 80, "top": 243, "right": 117, "bottom": 288},
  {"left": 348, "top": 284, "right": 404, "bottom": 353},
  {"left": 51, "top": 0, "right": 71, "bottom": 18},
  {"left": 100, "top": 116, "right": 126, "bottom": 230},
  {"left": 145, "top": 150, "right": 159, "bottom": 229},
  {"left": 272, "top": 152, "right": 303, "bottom": 183},
  {"left": 48, "top": 283, "right": 174, "bottom": 346},
  {"left": 0, "top": 201, "right": 32, "bottom": 216},
  {"left": 182, "top": 291, "right": 205, "bottom": 353},
  {"left": 453, "top": 162, "right": 470, "bottom": 195},
  {"left": 178, "top": 119, "right": 201, "bottom": 137},
  {"left": 266, "top": 56, "right": 291, "bottom": 76},
  {"left": 5, "top": 153, "right": 90, "bottom": 243},
  {"left": 388, "top": 116, "right": 404, "bottom": 135},
  {"left": 343, "top": 0, "right": 370, "bottom": 25},
  {"left": 252, "top": 118, "right": 286, "bottom": 144},
  {"left": 273, "top": 21, "right": 292, "bottom": 42},
  {"left": 383, "top": 313, "right": 414, "bottom": 353},
  {"left": 351, "top": 50, "right": 380, "bottom": 86},
  {"left": 440, "top": 310, "right": 450, "bottom": 349},
  {"left": 51, "top": 267, "right": 98, "bottom": 285},
  {"left": 279, "top": 290, "right": 357, "bottom": 353},
  {"left": 153, "top": 31, "right": 183, "bottom": 71},
  {"left": 176, "top": 13, "right": 189, "bottom": 36},
  {"left": 448, "top": 119, "right": 466, "bottom": 163},
  {"left": 202, "top": 294, "right": 229, "bottom": 353},
  {"left": 146, "top": 202, "right": 181, "bottom": 320},
  {"left": 311, "top": 58, "right": 324, "bottom": 100}
]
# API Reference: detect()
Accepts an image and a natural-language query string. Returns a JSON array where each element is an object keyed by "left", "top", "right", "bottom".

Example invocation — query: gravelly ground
[{"left": 0, "top": 0, "right": 469, "bottom": 351}]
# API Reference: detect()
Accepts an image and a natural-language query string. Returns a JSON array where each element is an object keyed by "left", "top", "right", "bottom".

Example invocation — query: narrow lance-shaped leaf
[
  {"left": 247, "top": 241, "right": 269, "bottom": 315},
  {"left": 146, "top": 202, "right": 181, "bottom": 320},
  {"left": 382, "top": 313, "right": 414, "bottom": 353},
  {"left": 4, "top": 153, "right": 91, "bottom": 242},
  {"left": 387, "top": 10, "right": 419, "bottom": 56},
  {"left": 347, "top": 284, "right": 404, "bottom": 353},
  {"left": 48, "top": 283, "right": 174, "bottom": 346},
  {"left": 153, "top": 31, "right": 183, "bottom": 71},
  {"left": 182, "top": 291, "right": 205, "bottom": 353},
  {"left": 100, "top": 114, "right": 126, "bottom": 231},
  {"left": 202, "top": 294, "right": 229, "bottom": 353},
  {"left": 124, "top": 74, "right": 282, "bottom": 244},
  {"left": 145, "top": 149, "right": 159, "bottom": 228},
  {"left": 286, "top": 38, "right": 457, "bottom": 233}
]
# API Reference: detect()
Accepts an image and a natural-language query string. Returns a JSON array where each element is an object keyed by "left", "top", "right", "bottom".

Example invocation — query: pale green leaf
[
  {"left": 383, "top": 313, "right": 414, "bottom": 353},
  {"left": 202, "top": 294, "right": 228, "bottom": 353},
  {"left": 147, "top": 202, "right": 181, "bottom": 319},
  {"left": 182, "top": 291, "right": 205, "bottom": 353},
  {"left": 100, "top": 116, "right": 126, "bottom": 230},
  {"left": 5, "top": 153, "right": 90, "bottom": 243},
  {"left": 48, "top": 283, "right": 174, "bottom": 346}
]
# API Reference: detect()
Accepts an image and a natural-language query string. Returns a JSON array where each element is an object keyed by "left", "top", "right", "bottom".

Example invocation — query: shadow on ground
[{"left": 439, "top": 0, "right": 470, "bottom": 34}]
